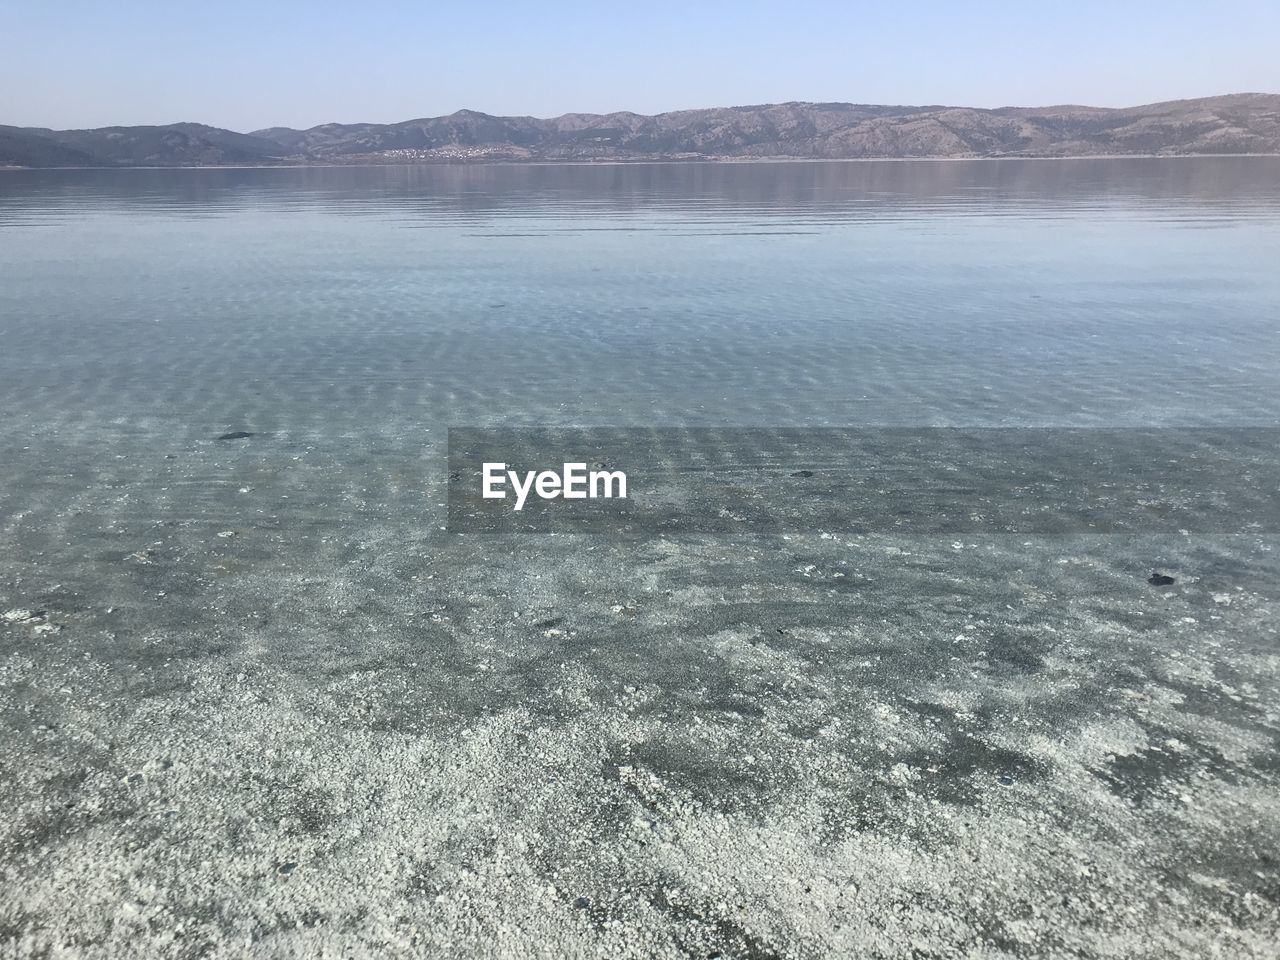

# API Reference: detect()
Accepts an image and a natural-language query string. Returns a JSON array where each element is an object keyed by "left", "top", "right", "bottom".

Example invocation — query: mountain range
[{"left": 3, "top": 94, "right": 1279, "bottom": 167}]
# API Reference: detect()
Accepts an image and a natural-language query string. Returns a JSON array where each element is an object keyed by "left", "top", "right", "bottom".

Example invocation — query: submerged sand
[{"left": 3, "top": 520, "right": 1278, "bottom": 958}]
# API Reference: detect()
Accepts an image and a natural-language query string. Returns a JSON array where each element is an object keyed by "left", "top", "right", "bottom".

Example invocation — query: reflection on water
[{"left": 4, "top": 157, "right": 1280, "bottom": 224}]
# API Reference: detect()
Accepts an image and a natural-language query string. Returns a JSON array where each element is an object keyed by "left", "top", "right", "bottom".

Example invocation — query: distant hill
[
  {"left": 0, "top": 123, "right": 286, "bottom": 167},
  {"left": 0, "top": 128, "right": 100, "bottom": 167},
  {"left": 4, "top": 95, "right": 1279, "bottom": 167}
]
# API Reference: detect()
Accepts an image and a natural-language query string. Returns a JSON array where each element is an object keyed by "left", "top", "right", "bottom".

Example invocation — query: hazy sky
[{"left": 6, "top": 1, "right": 1279, "bottom": 131}]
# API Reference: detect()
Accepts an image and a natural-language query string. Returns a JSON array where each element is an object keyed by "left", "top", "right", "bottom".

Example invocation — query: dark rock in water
[
  {"left": 573, "top": 896, "right": 591, "bottom": 909},
  {"left": 791, "top": 470, "right": 815, "bottom": 478},
  {"left": 217, "top": 431, "right": 255, "bottom": 441},
  {"left": 277, "top": 862, "right": 298, "bottom": 876},
  {"left": 998, "top": 775, "right": 1015, "bottom": 786},
  {"left": 1148, "top": 573, "right": 1176, "bottom": 587}
]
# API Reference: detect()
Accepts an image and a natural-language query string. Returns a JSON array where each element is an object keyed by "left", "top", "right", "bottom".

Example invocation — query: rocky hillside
[{"left": 4, "top": 95, "right": 1278, "bottom": 167}]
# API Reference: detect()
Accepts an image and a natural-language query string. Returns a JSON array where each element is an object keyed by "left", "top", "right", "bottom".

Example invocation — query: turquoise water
[
  {"left": 3, "top": 159, "right": 1279, "bottom": 440},
  {"left": 2, "top": 159, "right": 1280, "bottom": 958},
  {"left": 3, "top": 158, "right": 1279, "bottom": 547}
]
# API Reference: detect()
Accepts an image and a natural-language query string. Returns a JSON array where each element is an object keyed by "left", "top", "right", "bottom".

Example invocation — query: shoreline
[{"left": 4, "top": 152, "right": 1280, "bottom": 172}]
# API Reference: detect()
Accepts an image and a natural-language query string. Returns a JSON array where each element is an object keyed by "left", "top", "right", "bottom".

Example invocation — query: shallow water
[
  {"left": 3, "top": 159, "right": 1280, "bottom": 435},
  {"left": 2, "top": 159, "right": 1279, "bottom": 959}
]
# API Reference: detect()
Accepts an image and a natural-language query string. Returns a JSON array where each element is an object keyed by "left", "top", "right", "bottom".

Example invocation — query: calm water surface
[
  {"left": 4, "top": 159, "right": 1280, "bottom": 958},
  {"left": 2, "top": 159, "right": 1279, "bottom": 440}
]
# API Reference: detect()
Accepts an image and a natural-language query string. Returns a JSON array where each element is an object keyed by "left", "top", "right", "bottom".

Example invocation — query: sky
[{"left": 4, "top": 1, "right": 1279, "bottom": 132}]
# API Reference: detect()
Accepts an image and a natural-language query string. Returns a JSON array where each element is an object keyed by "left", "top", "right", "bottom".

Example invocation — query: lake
[{"left": 2, "top": 159, "right": 1279, "bottom": 958}]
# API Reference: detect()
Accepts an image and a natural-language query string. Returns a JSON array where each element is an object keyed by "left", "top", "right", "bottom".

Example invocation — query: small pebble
[{"left": 3, "top": 608, "right": 46, "bottom": 625}]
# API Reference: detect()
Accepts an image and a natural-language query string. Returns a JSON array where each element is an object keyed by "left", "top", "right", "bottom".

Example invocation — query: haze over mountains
[{"left": 3, "top": 94, "right": 1279, "bottom": 167}]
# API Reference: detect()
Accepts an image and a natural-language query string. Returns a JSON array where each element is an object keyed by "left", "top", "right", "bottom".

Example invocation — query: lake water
[
  {"left": 3, "top": 160, "right": 1280, "bottom": 436},
  {"left": 2, "top": 159, "right": 1279, "bottom": 958}
]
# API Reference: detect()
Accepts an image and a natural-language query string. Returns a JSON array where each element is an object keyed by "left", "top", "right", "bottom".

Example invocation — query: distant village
[{"left": 369, "top": 145, "right": 534, "bottom": 162}]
